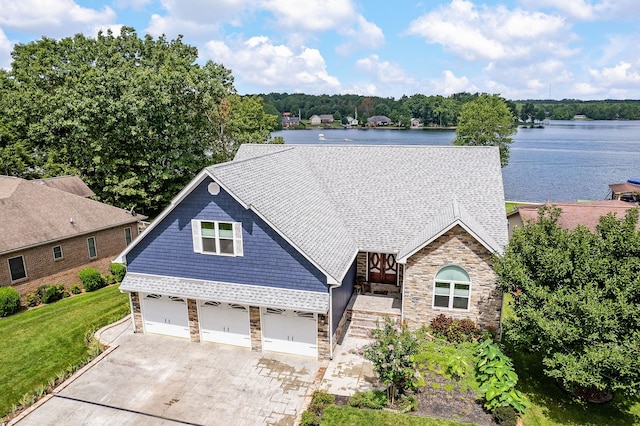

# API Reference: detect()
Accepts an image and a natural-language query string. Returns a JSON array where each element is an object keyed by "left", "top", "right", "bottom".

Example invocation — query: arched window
[{"left": 433, "top": 265, "right": 471, "bottom": 310}]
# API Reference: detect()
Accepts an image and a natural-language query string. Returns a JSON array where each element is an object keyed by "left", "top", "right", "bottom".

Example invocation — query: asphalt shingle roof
[
  {"left": 212, "top": 144, "right": 508, "bottom": 281},
  {"left": 120, "top": 272, "right": 329, "bottom": 312},
  {"left": 0, "top": 176, "right": 142, "bottom": 255}
]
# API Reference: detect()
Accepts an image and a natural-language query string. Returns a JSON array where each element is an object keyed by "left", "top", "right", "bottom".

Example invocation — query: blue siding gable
[{"left": 126, "top": 178, "right": 328, "bottom": 294}]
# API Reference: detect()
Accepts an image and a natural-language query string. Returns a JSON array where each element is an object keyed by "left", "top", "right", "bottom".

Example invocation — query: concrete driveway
[{"left": 12, "top": 319, "right": 322, "bottom": 426}]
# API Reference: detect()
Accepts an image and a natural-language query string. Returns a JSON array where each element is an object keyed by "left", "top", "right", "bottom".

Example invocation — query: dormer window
[{"left": 191, "top": 220, "right": 243, "bottom": 256}]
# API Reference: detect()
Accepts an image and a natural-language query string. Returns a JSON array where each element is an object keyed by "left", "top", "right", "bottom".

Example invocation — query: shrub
[
  {"left": 493, "top": 405, "right": 518, "bottom": 426},
  {"left": 41, "top": 284, "right": 69, "bottom": 304},
  {"left": 299, "top": 410, "right": 320, "bottom": 426},
  {"left": 430, "top": 314, "right": 481, "bottom": 343},
  {"left": 0, "top": 286, "right": 21, "bottom": 317},
  {"left": 70, "top": 284, "right": 82, "bottom": 295},
  {"left": 348, "top": 390, "right": 388, "bottom": 409},
  {"left": 476, "top": 338, "right": 529, "bottom": 414},
  {"left": 103, "top": 273, "right": 117, "bottom": 285},
  {"left": 78, "top": 268, "right": 105, "bottom": 292},
  {"left": 307, "top": 390, "right": 335, "bottom": 414},
  {"left": 109, "top": 263, "right": 127, "bottom": 282}
]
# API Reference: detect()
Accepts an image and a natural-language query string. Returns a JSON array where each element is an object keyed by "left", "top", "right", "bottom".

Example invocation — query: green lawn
[
  {"left": 0, "top": 285, "right": 129, "bottom": 417},
  {"left": 320, "top": 406, "right": 475, "bottom": 425}
]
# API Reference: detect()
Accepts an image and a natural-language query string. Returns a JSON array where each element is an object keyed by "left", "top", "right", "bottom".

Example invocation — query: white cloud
[
  {"left": 435, "top": 70, "right": 478, "bottom": 95},
  {"left": 0, "top": 0, "right": 115, "bottom": 36},
  {"left": 336, "top": 15, "right": 385, "bottom": 55},
  {"left": 408, "top": 0, "right": 569, "bottom": 62},
  {"left": 355, "top": 55, "right": 412, "bottom": 84},
  {"left": 114, "top": 0, "right": 152, "bottom": 10},
  {"left": 0, "top": 27, "right": 12, "bottom": 69},
  {"left": 259, "top": 0, "right": 355, "bottom": 32},
  {"left": 589, "top": 61, "right": 640, "bottom": 87},
  {"left": 204, "top": 36, "right": 340, "bottom": 94}
]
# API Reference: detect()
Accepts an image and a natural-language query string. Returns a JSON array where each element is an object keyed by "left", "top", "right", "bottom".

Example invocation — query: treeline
[{"left": 260, "top": 93, "right": 640, "bottom": 127}]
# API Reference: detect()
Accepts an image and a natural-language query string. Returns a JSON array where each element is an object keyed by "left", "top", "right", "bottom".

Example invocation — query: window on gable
[
  {"left": 191, "top": 220, "right": 243, "bottom": 257},
  {"left": 53, "top": 245, "right": 63, "bottom": 260},
  {"left": 433, "top": 265, "right": 471, "bottom": 310},
  {"left": 87, "top": 237, "right": 97, "bottom": 258},
  {"left": 124, "top": 227, "right": 132, "bottom": 245},
  {"left": 8, "top": 256, "right": 27, "bottom": 281}
]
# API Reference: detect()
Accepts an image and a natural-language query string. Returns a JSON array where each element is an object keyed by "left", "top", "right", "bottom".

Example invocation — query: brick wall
[
  {"left": 403, "top": 225, "right": 502, "bottom": 331},
  {"left": 1, "top": 223, "right": 139, "bottom": 296}
]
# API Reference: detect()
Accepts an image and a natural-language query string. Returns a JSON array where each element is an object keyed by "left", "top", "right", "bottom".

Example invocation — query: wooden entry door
[{"left": 368, "top": 253, "right": 397, "bottom": 284}]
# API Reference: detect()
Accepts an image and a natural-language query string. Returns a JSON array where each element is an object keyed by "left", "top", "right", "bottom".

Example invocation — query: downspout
[
  {"left": 328, "top": 286, "right": 334, "bottom": 360},
  {"left": 128, "top": 292, "right": 136, "bottom": 333},
  {"left": 401, "top": 263, "right": 405, "bottom": 323}
]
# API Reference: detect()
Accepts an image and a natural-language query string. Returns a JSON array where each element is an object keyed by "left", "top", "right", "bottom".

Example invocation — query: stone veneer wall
[
  {"left": 130, "top": 292, "right": 143, "bottom": 333},
  {"left": 187, "top": 299, "right": 200, "bottom": 342},
  {"left": 317, "top": 313, "right": 330, "bottom": 360},
  {"left": 403, "top": 225, "right": 502, "bottom": 331},
  {"left": 249, "top": 306, "right": 262, "bottom": 352},
  {"left": 356, "top": 252, "right": 367, "bottom": 278}
]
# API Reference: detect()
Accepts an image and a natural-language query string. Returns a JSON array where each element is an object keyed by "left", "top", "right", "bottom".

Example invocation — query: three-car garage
[{"left": 139, "top": 293, "right": 318, "bottom": 358}]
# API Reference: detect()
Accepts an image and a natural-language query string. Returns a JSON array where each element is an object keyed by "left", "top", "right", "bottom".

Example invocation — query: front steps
[{"left": 348, "top": 306, "right": 402, "bottom": 338}]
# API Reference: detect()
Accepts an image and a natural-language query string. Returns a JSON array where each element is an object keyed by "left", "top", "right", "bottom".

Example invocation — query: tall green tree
[
  {"left": 453, "top": 93, "right": 516, "bottom": 167},
  {"left": 0, "top": 27, "right": 278, "bottom": 216},
  {"left": 495, "top": 206, "right": 640, "bottom": 399}
]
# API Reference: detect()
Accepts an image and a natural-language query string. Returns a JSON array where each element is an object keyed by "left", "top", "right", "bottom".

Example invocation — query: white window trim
[
  {"left": 432, "top": 279, "right": 471, "bottom": 311},
  {"left": 87, "top": 237, "right": 97, "bottom": 259},
  {"left": 8, "top": 255, "right": 27, "bottom": 282},
  {"left": 53, "top": 245, "right": 64, "bottom": 260},
  {"left": 191, "top": 220, "right": 243, "bottom": 257},
  {"left": 124, "top": 227, "right": 132, "bottom": 245}
]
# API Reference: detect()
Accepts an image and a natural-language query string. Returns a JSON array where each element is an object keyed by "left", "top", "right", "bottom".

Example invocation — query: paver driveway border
[{"left": 10, "top": 317, "right": 323, "bottom": 426}]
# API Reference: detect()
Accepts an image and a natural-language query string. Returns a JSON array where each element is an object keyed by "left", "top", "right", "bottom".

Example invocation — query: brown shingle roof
[
  {"left": 515, "top": 200, "right": 638, "bottom": 232},
  {"left": 33, "top": 176, "right": 95, "bottom": 197},
  {"left": 609, "top": 182, "right": 640, "bottom": 195},
  {"left": 0, "top": 176, "right": 143, "bottom": 254}
]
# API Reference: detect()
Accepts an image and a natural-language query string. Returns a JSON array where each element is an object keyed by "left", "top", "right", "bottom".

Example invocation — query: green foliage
[
  {"left": 0, "top": 287, "right": 20, "bottom": 317},
  {"left": 495, "top": 205, "right": 640, "bottom": 397},
  {"left": 348, "top": 390, "right": 389, "bottom": 409},
  {"left": 430, "top": 314, "right": 481, "bottom": 343},
  {"left": 359, "top": 317, "right": 421, "bottom": 403},
  {"left": 307, "top": 390, "right": 335, "bottom": 414},
  {"left": 453, "top": 93, "right": 516, "bottom": 167},
  {"left": 41, "top": 284, "right": 68, "bottom": 304},
  {"left": 476, "top": 338, "right": 529, "bottom": 413},
  {"left": 299, "top": 410, "right": 320, "bottom": 426},
  {"left": 103, "top": 274, "right": 117, "bottom": 285},
  {"left": 78, "top": 268, "right": 106, "bottom": 292},
  {"left": 109, "top": 263, "right": 126, "bottom": 282},
  {"left": 70, "top": 284, "right": 82, "bottom": 295},
  {"left": 0, "top": 27, "right": 280, "bottom": 216},
  {"left": 411, "top": 336, "right": 479, "bottom": 391}
]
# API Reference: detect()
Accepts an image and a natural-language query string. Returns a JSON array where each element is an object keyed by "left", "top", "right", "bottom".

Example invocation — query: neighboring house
[
  {"left": 0, "top": 176, "right": 144, "bottom": 295},
  {"left": 367, "top": 115, "right": 391, "bottom": 126},
  {"left": 608, "top": 179, "right": 640, "bottom": 203},
  {"left": 116, "top": 144, "right": 507, "bottom": 360},
  {"left": 346, "top": 116, "right": 358, "bottom": 126},
  {"left": 410, "top": 118, "right": 423, "bottom": 129},
  {"left": 309, "top": 115, "right": 321, "bottom": 125},
  {"left": 319, "top": 114, "right": 334, "bottom": 124},
  {"left": 507, "top": 200, "right": 638, "bottom": 238},
  {"left": 281, "top": 114, "right": 300, "bottom": 128}
]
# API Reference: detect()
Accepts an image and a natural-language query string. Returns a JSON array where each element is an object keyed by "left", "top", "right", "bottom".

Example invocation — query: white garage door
[
  {"left": 141, "top": 293, "right": 190, "bottom": 339},
  {"left": 261, "top": 308, "right": 317, "bottom": 358},
  {"left": 199, "top": 301, "right": 251, "bottom": 348}
]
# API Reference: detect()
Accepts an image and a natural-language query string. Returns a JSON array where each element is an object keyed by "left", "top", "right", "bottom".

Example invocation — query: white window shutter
[
  {"left": 233, "top": 222, "right": 243, "bottom": 256},
  {"left": 191, "top": 220, "right": 203, "bottom": 253}
]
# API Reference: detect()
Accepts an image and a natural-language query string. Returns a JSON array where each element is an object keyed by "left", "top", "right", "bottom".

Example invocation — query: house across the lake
[{"left": 116, "top": 144, "right": 507, "bottom": 360}]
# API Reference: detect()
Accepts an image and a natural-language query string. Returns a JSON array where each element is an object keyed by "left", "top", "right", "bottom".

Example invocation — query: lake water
[{"left": 273, "top": 120, "right": 640, "bottom": 202}]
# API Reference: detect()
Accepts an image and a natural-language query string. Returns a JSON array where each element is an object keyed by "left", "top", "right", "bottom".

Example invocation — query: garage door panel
[
  {"left": 199, "top": 301, "right": 250, "bottom": 348},
  {"left": 262, "top": 308, "right": 317, "bottom": 358},
  {"left": 142, "top": 294, "right": 190, "bottom": 339}
]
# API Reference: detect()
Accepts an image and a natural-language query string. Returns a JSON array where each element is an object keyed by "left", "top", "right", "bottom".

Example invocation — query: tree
[
  {"left": 495, "top": 206, "right": 640, "bottom": 400},
  {"left": 452, "top": 94, "right": 516, "bottom": 167},
  {"left": 0, "top": 27, "right": 279, "bottom": 216}
]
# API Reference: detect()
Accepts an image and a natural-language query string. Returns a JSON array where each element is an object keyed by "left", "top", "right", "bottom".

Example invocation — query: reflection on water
[{"left": 273, "top": 120, "right": 640, "bottom": 202}]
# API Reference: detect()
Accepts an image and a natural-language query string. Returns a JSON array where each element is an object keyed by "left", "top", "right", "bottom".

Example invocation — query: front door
[{"left": 368, "top": 253, "right": 397, "bottom": 284}]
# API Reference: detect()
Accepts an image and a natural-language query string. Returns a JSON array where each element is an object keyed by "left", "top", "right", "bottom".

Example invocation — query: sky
[{"left": 0, "top": 0, "right": 639, "bottom": 100}]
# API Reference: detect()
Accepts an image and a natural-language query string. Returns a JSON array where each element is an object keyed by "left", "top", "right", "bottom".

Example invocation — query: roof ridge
[{"left": 208, "top": 145, "right": 294, "bottom": 171}]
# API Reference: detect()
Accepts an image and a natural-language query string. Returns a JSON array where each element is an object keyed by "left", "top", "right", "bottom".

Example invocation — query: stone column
[
  {"left": 130, "top": 292, "right": 143, "bottom": 333},
  {"left": 249, "top": 306, "right": 262, "bottom": 352},
  {"left": 187, "top": 299, "right": 200, "bottom": 343}
]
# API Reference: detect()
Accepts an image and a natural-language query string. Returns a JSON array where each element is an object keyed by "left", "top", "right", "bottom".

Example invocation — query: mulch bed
[{"left": 414, "top": 373, "right": 497, "bottom": 425}]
